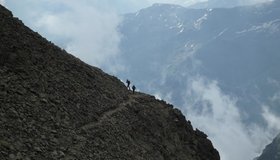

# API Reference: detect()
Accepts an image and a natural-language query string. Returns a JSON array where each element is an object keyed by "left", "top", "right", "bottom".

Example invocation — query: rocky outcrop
[{"left": 0, "top": 5, "right": 219, "bottom": 160}]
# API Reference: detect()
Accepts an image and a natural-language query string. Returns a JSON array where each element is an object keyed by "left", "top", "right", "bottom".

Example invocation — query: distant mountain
[
  {"left": 118, "top": 1, "right": 280, "bottom": 124},
  {"left": 256, "top": 133, "right": 280, "bottom": 160},
  {"left": 0, "top": 4, "right": 219, "bottom": 160},
  {"left": 189, "top": 0, "right": 276, "bottom": 9}
]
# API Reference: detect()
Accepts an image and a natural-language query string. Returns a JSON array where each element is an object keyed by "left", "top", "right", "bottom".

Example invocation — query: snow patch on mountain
[
  {"left": 163, "top": 13, "right": 186, "bottom": 33},
  {"left": 194, "top": 13, "right": 208, "bottom": 30},
  {"left": 236, "top": 19, "right": 280, "bottom": 34},
  {"left": 213, "top": 28, "right": 228, "bottom": 39}
]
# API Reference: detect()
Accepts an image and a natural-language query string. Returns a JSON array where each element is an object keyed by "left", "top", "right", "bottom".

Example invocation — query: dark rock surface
[{"left": 0, "top": 5, "right": 219, "bottom": 160}]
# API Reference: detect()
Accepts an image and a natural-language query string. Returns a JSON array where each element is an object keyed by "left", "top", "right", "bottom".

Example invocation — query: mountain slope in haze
[
  {"left": 118, "top": 1, "right": 280, "bottom": 124},
  {"left": 0, "top": 5, "right": 219, "bottom": 160},
  {"left": 256, "top": 133, "right": 280, "bottom": 160}
]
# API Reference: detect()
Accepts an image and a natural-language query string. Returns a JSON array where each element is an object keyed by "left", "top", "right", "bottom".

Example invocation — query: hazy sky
[{"left": 1, "top": 1, "right": 277, "bottom": 160}]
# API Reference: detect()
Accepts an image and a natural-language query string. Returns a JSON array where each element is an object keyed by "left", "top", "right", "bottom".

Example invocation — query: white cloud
[
  {"left": 33, "top": 1, "right": 123, "bottom": 73},
  {"left": 182, "top": 76, "right": 279, "bottom": 160},
  {"left": 154, "top": 91, "right": 173, "bottom": 102},
  {"left": 0, "top": 0, "right": 5, "bottom": 5},
  {"left": 262, "top": 106, "right": 280, "bottom": 131}
]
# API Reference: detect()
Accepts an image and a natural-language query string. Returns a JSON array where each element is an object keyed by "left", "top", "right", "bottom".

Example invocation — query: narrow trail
[
  {"left": 64, "top": 93, "right": 143, "bottom": 159},
  {"left": 80, "top": 93, "right": 142, "bottom": 131}
]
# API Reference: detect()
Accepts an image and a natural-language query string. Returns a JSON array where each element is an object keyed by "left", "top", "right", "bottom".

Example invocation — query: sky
[{"left": 0, "top": 0, "right": 277, "bottom": 160}]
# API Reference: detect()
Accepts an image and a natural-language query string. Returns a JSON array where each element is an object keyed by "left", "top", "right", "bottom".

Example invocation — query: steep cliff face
[{"left": 0, "top": 5, "right": 219, "bottom": 160}]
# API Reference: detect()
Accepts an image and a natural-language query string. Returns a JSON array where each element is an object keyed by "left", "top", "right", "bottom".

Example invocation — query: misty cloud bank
[
  {"left": 153, "top": 71, "right": 280, "bottom": 159},
  {"left": 35, "top": 1, "right": 124, "bottom": 73},
  {"left": 180, "top": 76, "right": 280, "bottom": 160}
]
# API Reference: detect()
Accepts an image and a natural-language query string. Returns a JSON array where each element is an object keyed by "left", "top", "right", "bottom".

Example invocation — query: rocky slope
[
  {"left": 0, "top": 5, "right": 219, "bottom": 160},
  {"left": 256, "top": 133, "right": 280, "bottom": 160}
]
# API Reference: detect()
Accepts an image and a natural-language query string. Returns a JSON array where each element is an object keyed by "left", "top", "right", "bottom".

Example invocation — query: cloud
[
  {"left": 262, "top": 106, "right": 280, "bottom": 131},
  {"left": 35, "top": 1, "right": 124, "bottom": 73},
  {"left": 0, "top": 0, "right": 5, "bottom": 5},
  {"left": 182, "top": 76, "right": 279, "bottom": 160}
]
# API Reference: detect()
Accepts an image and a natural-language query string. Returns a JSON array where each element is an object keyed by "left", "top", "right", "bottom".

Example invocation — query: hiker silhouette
[
  {"left": 132, "top": 85, "right": 136, "bottom": 94},
  {"left": 126, "top": 79, "right": 131, "bottom": 90}
]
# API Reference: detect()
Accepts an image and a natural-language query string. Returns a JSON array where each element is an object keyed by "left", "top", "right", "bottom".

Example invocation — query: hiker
[
  {"left": 132, "top": 85, "right": 136, "bottom": 94},
  {"left": 126, "top": 79, "right": 131, "bottom": 90}
]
